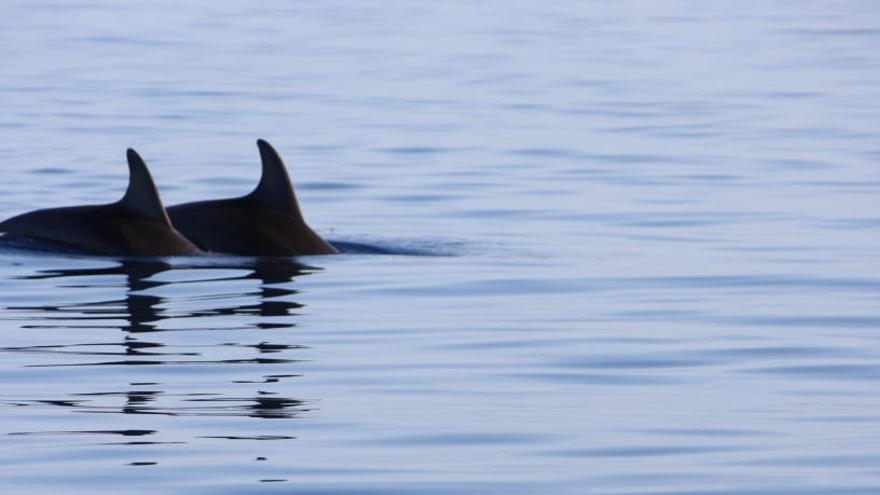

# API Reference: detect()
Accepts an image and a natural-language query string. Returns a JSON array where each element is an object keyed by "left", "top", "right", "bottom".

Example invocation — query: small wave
[
  {"left": 329, "top": 238, "right": 461, "bottom": 256},
  {"left": 0, "top": 234, "right": 464, "bottom": 259}
]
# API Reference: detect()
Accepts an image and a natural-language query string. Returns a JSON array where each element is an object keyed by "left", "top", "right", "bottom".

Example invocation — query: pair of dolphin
[{"left": 0, "top": 140, "right": 338, "bottom": 257}]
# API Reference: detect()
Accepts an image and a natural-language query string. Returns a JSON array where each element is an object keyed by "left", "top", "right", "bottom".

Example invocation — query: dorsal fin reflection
[
  {"left": 3, "top": 258, "right": 313, "bottom": 421},
  {"left": 6, "top": 258, "right": 314, "bottom": 344}
]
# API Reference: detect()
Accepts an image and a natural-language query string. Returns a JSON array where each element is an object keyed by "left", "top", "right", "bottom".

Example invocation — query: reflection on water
[
  {"left": 9, "top": 259, "right": 310, "bottom": 333},
  {"left": 1, "top": 258, "right": 314, "bottom": 423}
]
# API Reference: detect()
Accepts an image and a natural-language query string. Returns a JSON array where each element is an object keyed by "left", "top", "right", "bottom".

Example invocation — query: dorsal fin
[
  {"left": 246, "top": 139, "right": 303, "bottom": 218},
  {"left": 119, "top": 149, "right": 172, "bottom": 225}
]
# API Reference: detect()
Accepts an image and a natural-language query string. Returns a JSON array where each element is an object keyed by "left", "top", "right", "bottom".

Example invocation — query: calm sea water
[{"left": 1, "top": 1, "right": 880, "bottom": 493}]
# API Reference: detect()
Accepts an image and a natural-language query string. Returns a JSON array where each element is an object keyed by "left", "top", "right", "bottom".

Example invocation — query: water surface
[{"left": 1, "top": 1, "right": 879, "bottom": 493}]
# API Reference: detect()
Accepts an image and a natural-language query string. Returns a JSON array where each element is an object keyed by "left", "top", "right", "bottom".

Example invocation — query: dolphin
[
  {"left": 167, "top": 139, "right": 338, "bottom": 256},
  {"left": 0, "top": 150, "right": 201, "bottom": 256}
]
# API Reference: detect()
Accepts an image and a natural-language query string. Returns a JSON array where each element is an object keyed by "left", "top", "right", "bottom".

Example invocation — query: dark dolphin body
[
  {"left": 0, "top": 150, "right": 201, "bottom": 256},
  {"left": 167, "top": 139, "right": 338, "bottom": 256}
]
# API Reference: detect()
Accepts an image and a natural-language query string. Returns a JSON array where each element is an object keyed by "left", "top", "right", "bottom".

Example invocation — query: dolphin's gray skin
[
  {"left": 167, "top": 139, "right": 338, "bottom": 256},
  {"left": 0, "top": 150, "right": 201, "bottom": 256}
]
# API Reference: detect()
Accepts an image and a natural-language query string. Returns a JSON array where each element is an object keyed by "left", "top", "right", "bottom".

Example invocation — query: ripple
[
  {"left": 29, "top": 167, "right": 74, "bottom": 175},
  {"left": 557, "top": 354, "right": 713, "bottom": 370},
  {"left": 744, "top": 364, "right": 880, "bottom": 381},
  {"left": 365, "top": 432, "right": 555, "bottom": 446},
  {"left": 548, "top": 445, "right": 743, "bottom": 458},
  {"left": 12, "top": 390, "right": 309, "bottom": 419},
  {"left": 9, "top": 429, "right": 156, "bottom": 437},
  {"left": 380, "top": 146, "right": 456, "bottom": 155},
  {"left": 508, "top": 372, "right": 683, "bottom": 385}
]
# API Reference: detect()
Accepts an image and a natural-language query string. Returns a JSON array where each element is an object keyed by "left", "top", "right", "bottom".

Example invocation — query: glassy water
[{"left": 1, "top": 1, "right": 879, "bottom": 493}]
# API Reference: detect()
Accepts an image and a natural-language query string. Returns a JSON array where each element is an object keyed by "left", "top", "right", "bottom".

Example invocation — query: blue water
[{"left": 2, "top": 1, "right": 880, "bottom": 493}]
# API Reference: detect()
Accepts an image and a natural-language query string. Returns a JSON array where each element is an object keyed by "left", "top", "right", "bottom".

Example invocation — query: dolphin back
[
  {"left": 0, "top": 150, "right": 200, "bottom": 256},
  {"left": 167, "top": 139, "right": 337, "bottom": 256}
]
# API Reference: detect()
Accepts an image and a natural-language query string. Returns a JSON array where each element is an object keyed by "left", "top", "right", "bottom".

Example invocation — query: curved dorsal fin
[
  {"left": 119, "top": 149, "right": 172, "bottom": 225},
  {"left": 246, "top": 139, "right": 302, "bottom": 218}
]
